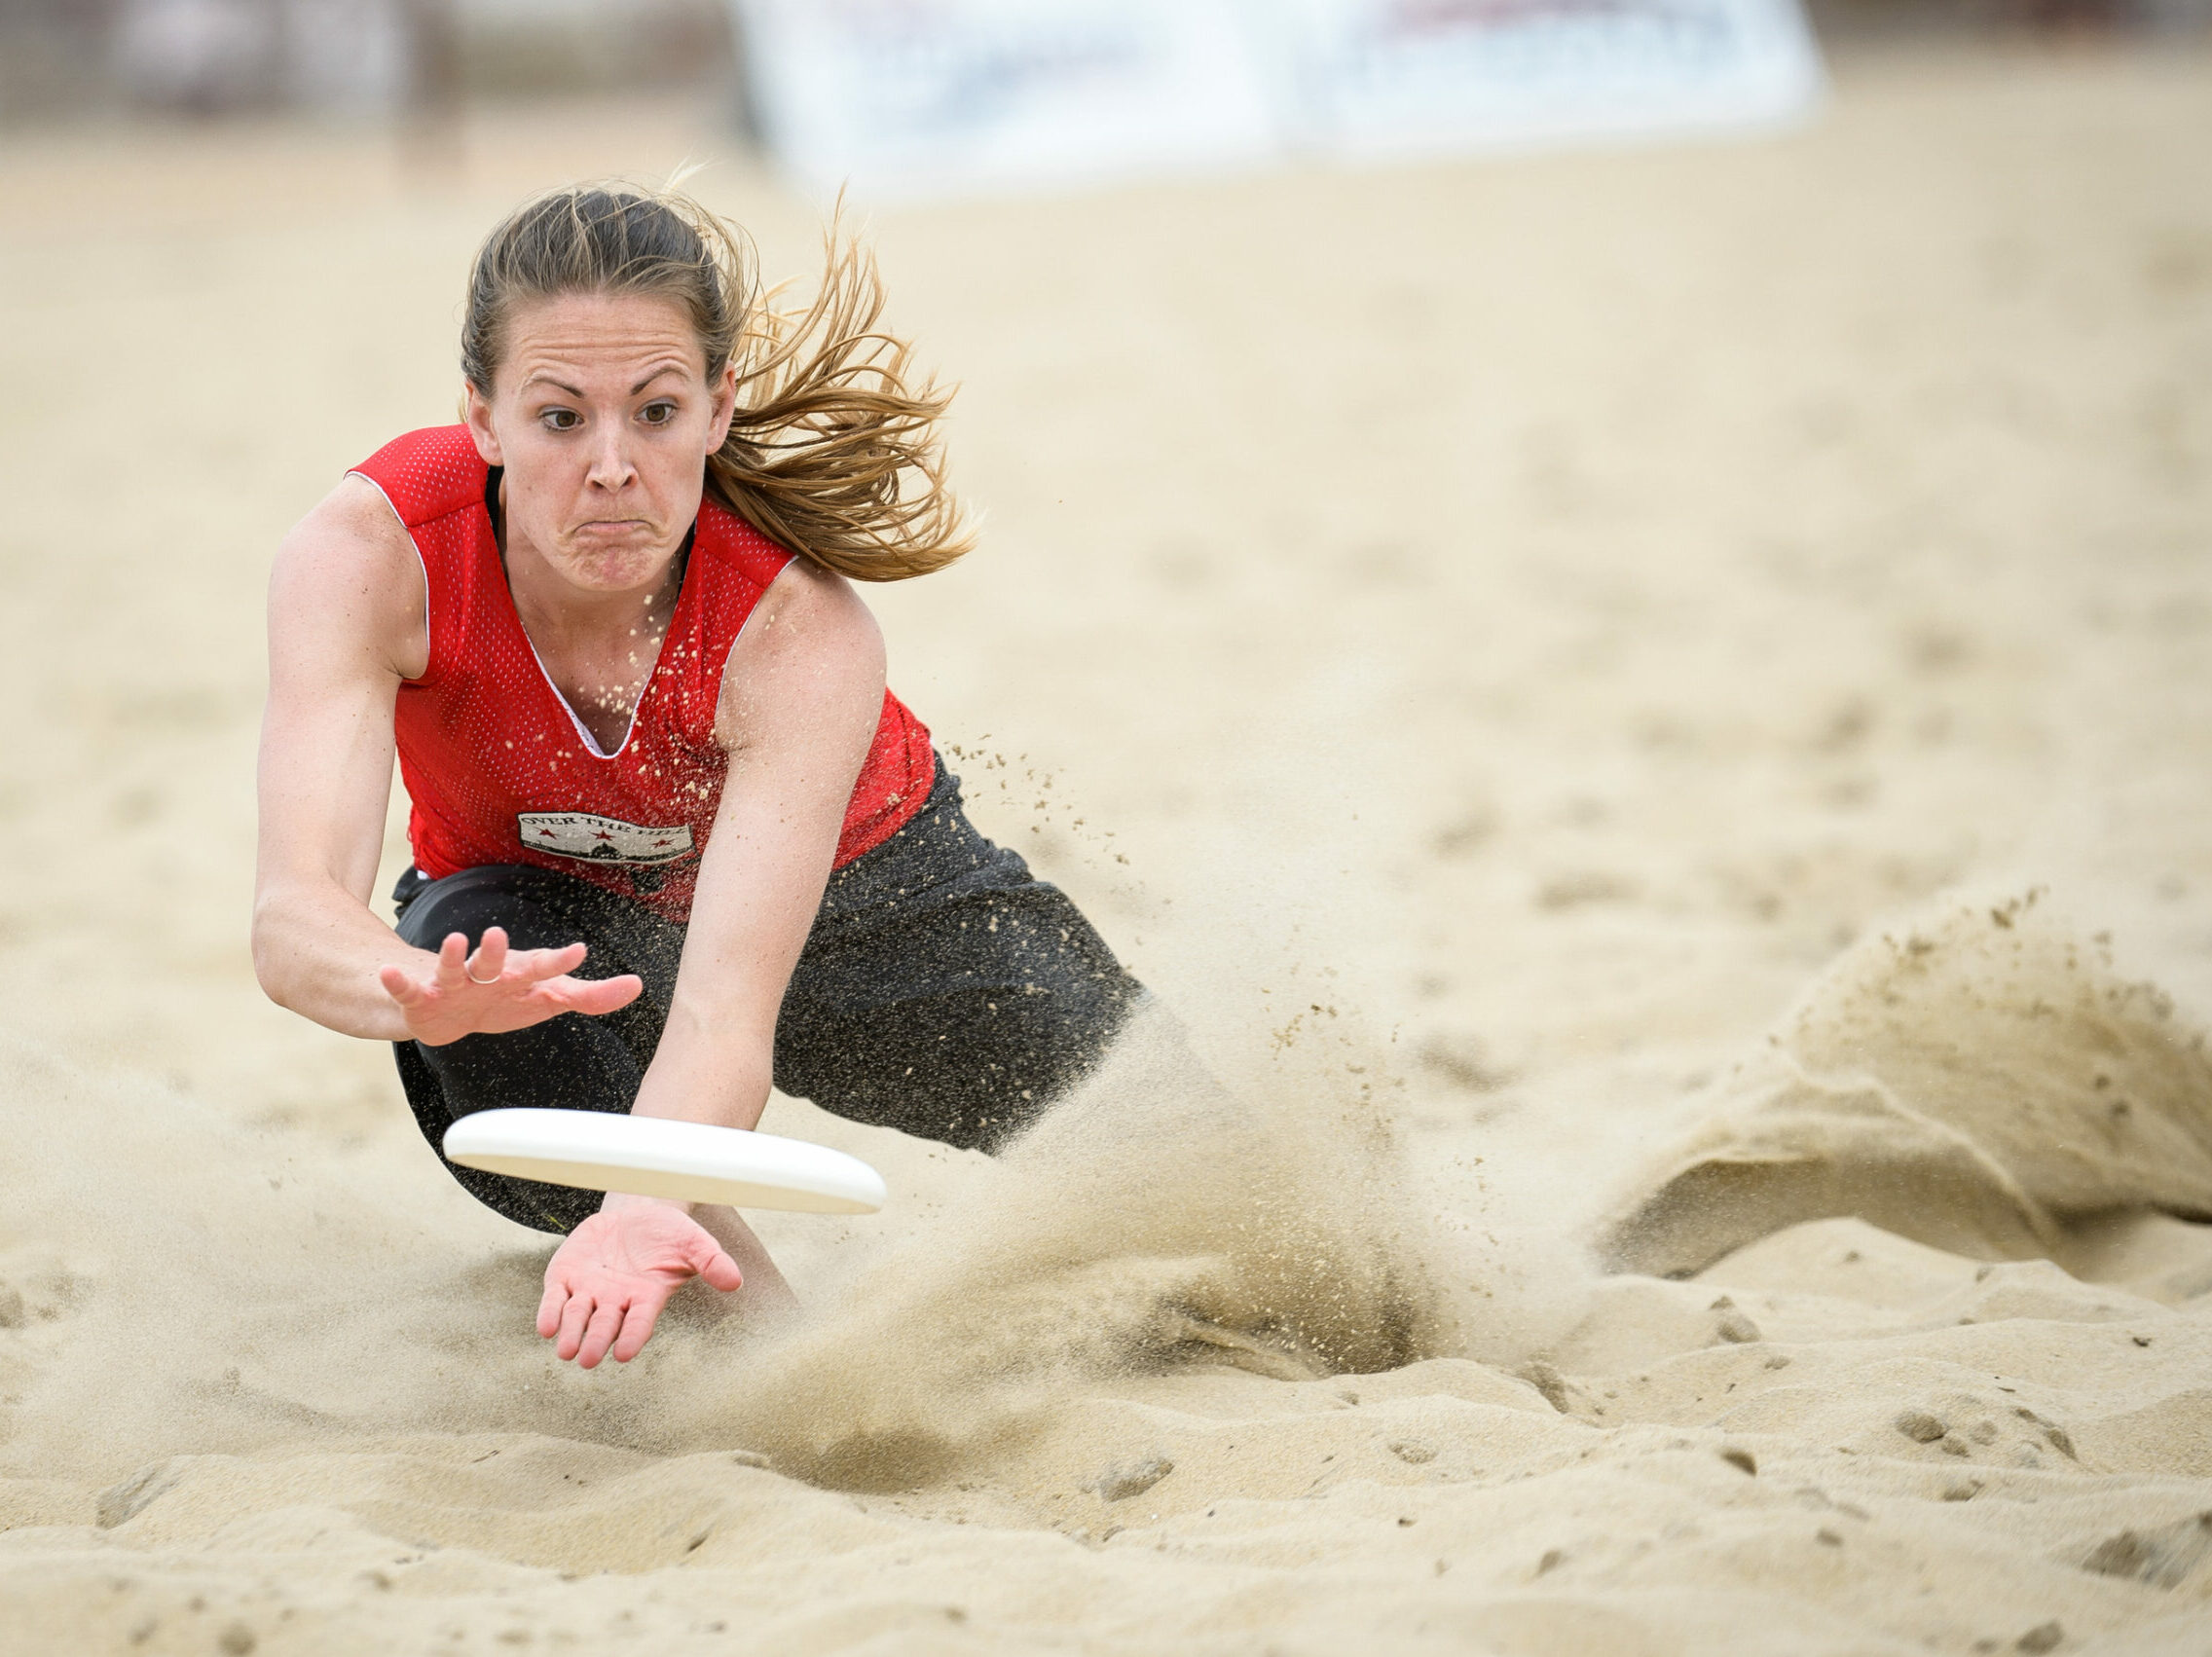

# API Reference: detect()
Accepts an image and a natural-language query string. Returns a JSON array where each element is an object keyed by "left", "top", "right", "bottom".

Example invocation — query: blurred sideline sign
[
  {"left": 732, "top": 0, "right": 1280, "bottom": 201},
  {"left": 1283, "top": 0, "right": 1825, "bottom": 162},
  {"left": 730, "top": 0, "right": 1825, "bottom": 202}
]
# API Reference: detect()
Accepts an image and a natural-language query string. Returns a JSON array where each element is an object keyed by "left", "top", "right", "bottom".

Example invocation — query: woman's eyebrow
[
  {"left": 629, "top": 362, "right": 690, "bottom": 395},
  {"left": 515, "top": 360, "right": 691, "bottom": 398}
]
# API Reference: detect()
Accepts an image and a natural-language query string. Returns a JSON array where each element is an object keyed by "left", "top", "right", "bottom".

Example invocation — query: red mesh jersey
[{"left": 350, "top": 425, "right": 934, "bottom": 923}]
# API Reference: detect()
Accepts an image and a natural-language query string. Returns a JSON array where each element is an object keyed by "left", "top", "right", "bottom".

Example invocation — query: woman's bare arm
[
  {"left": 535, "top": 558, "right": 883, "bottom": 1368},
  {"left": 635, "top": 555, "right": 888, "bottom": 1130},
  {"left": 253, "top": 475, "right": 640, "bottom": 1042}
]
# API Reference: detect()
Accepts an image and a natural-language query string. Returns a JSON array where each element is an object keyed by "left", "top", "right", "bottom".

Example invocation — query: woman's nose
[{"left": 586, "top": 429, "right": 637, "bottom": 491}]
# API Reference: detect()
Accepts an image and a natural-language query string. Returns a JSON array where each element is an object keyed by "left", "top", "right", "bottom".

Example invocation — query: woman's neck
[
  {"left": 498, "top": 508, "right": 688, "bottom": 753},
  {"left": 503, "top": 536, "right": 682, "bottom": 650}
]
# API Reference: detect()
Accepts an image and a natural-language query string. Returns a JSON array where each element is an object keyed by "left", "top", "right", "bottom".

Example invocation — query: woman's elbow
[{"left": 248, "top": 894, "right": 303, "bottom": 1012}]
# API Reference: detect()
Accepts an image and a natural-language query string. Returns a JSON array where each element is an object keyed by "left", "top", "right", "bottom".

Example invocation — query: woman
[{"left": 253, "top": 184, "right": 1140, "bottom": 1371}]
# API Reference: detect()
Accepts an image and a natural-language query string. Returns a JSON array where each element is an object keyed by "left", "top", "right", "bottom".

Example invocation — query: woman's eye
[
  {"left": 641, "top": 401, "right": 677, "bottom": 425},
  {"left": 541, "top": 408, "right": 580, "bottom": 431}
]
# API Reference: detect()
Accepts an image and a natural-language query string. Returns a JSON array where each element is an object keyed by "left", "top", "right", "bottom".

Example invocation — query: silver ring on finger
[{"left": 466, "top": 966, "right": 501, "bottom": 985}]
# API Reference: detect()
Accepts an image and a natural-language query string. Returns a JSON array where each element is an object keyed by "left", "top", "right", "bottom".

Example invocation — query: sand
[{"left": 3, "top": 40, "right": 2211, "bottom": 1656}]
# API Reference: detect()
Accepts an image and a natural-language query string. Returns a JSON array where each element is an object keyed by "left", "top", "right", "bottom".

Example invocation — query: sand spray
[{"left": 6, "top": 884, "right": 2204, "bottom": 1497}]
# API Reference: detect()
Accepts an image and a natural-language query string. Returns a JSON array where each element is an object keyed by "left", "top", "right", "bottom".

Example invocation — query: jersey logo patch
[{"left": 517, "top": 812, "right": 695, "bottom": 865}]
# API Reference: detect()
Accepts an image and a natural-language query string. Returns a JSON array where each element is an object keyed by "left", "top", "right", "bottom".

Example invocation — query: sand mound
[{"left": 1602, "top": 890, "right": 2212, "bottom": 1277}]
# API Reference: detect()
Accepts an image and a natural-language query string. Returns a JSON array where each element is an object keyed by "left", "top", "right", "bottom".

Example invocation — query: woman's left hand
[{"left": 537, "top": 1197, "right": 747, "bottom": 1367}]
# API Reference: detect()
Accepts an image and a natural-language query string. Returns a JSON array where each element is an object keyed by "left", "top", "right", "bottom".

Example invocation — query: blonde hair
[{"left": 461, "top": 182, "right": 971, "bottom": 580}]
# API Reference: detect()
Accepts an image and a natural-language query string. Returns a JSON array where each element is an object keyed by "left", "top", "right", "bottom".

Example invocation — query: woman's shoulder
[
  {"left": 271, "top": 472, "right": 432, "bottom": 681},
  {"left": 349, "top": 425, "right": 488, "bottom": 531}
]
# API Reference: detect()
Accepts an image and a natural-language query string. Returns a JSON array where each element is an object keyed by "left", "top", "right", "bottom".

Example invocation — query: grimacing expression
[{"left": 464, "top": 291, "right": 738, "bottom": 594}]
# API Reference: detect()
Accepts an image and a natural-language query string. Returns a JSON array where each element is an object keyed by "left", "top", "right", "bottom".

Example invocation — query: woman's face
[{"left": 464, "top": 290, "right": 737, "bottom": 596}]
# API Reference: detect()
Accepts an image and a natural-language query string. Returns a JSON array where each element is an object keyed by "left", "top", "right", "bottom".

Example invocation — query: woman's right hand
[{"left": 377, "top": 926, "right": 644, "bottom": 1047}]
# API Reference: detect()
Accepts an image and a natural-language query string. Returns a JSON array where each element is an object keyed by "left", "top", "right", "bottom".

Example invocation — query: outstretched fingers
[
  {"left": 575, "top": 1297, "right": 628, "bottom": 1370},
  {"left": 554, "top": 1283, "right": 596, "bottom": 1363},
  {"left": 547, "top": 972, "right": 645, "bottom": 1017},
  {"left": 535, "top": 1211, "right": 746, "bottom": 1368},
  {"left": 515, "top": 940, "right": 589, "bottom": 982},
  {"left": 378, "top": 963, "right": 429, "bottom": 1008},
  {"left": 686, "top": 1235, "right": 747, "bottom": 1295},
  {"left": 536, "top": 1275, "right": 570, "bottom": 1342},
  {"left": 466, "top": 927, "right": 510, "bottom": 983},
  {"left": 434, "top": 931, "right": 471, "bottom": 981},
  {"left": 609, "top": 1292, "right": 672, "bottom": 1365}
]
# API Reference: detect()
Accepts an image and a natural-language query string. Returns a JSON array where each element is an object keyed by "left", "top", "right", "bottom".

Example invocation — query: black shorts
[{"left": 391, "top": 760, "right": 1141, "bottom": 1233}]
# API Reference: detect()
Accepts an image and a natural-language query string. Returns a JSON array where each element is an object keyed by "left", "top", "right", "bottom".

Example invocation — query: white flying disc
[{"left": 443, "top": 1108, "right": 885, "bottom": 1214}]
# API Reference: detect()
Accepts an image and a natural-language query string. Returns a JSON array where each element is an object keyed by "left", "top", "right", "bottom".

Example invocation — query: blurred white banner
[
  {"left": 732, "top": 0, "right": 1280, "bottom": 200},
  {"left": 732, "top": 0, "right": 1823, "bottom": 202},
  {"left": 1278, "top": 0, "right": 1825, "bottom": 161}
]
